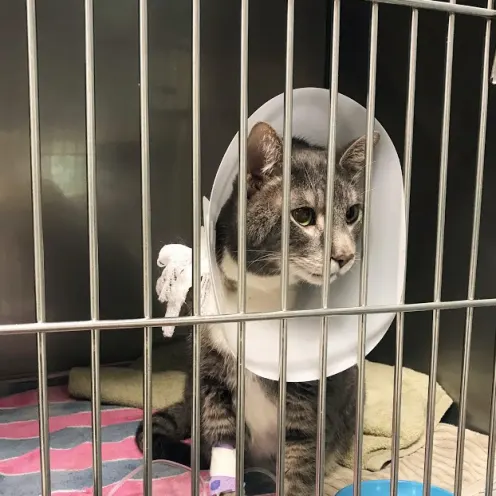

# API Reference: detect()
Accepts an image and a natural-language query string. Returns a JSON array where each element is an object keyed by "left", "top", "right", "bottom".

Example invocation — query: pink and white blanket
[{"left": 0, "top": 386, "right": 212, "bottom": 495}]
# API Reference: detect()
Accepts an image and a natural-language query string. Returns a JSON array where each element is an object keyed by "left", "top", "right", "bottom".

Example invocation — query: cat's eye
[
  {"left": 291, "top": 207, "right": 316, "bottom": 227},
  {"left": 346, "top": 204, "right": 361, "bottom": 224}
]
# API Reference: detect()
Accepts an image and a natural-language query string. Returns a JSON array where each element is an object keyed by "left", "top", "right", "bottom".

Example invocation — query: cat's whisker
[
  {"left": 362, "top": 186, "right": 376, "bottom": 196},
  {"left": 246, "top": 257, "right": 275, "bottom": 271},
  {"left": 249, "top": 253, "right": 275, "bottom": 261},
  {"left": 246, "top": 249, "right": 279, "bottom": 254}
]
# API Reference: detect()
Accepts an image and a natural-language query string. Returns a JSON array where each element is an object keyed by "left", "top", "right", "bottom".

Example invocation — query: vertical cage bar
[
  {"left": 84, "top": 0, "right": 102, "bottom": 493},
  {"left": 454, "top": 2, "right": 493, "bottom": 494},
  {"left": 491, "top": 50, "right": 496, "bottom": 84},
  {"left": 277, "top": 1, "right": 294, "bottom": 495},
  {"left": 191, "top": 0, "right": 202, "bottom": 494},
  {"left": 236, "top": 0, "right": 249, "bottom": 493},
  {"left": 139, "top": 0, "right": 153, "bottom": 494},
  {"left": 26, "top": 1, "right": 51, "bottom": 494},
  {"left": 485, "top": 336, "right": 496, "bottom": 495},
  {"left": 353, "top": 4, "right": 379, "bottom": 496},
  {"left": 423, "top": 4, "right": 455, "bottom": 495},
  {"left": 316, "top": 1, "right": 340, "bottom": 495},
  {"left": 390, "top": 8, "right": 418, "bottom": 496}
]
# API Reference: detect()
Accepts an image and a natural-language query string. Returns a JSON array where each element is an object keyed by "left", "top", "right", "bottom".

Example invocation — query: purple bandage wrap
[{"left": 209, "top": 475, "right": 236, "bottom": 495}]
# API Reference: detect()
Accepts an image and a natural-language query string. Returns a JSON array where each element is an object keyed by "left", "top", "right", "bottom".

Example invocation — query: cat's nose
[{"left": 333, "top": 253, "right": 353, "bottom": 268}]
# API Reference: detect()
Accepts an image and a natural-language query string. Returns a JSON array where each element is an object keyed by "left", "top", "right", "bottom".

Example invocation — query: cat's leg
[
  {"left": 201, "top": 380, "right": 247, "bottom": 496},
  {"left": 201, "top": 378, "right": 238, "bottom": 447},
  {"left": 283, "top": 439, "right": 317, "bottom": 496}
]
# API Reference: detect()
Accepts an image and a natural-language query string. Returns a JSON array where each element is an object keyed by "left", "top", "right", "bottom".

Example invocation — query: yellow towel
[
  {"left": 68, "top": 347, "right": 452, "bottom": 472},
  {"left": 68, "top": 367, "right": 186, "bottom": 411},
  {"left": 340, "top": 360, "right": 453, "bottom": 471},
  {"left": 327, "top": 424, "right": 489, "bottom": 495},
  {"left": 68, "top": 340, "right": 188, "bottom": 411}
]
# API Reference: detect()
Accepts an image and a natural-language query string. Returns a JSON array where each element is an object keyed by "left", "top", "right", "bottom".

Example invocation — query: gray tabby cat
[{"left": 136, "top": 122, "right": 380, "bottom": 495}]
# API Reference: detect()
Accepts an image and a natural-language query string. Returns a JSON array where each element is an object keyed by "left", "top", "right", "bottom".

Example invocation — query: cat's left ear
[{"left": 338, "top": 131, "right": 380, "bottom": 174}]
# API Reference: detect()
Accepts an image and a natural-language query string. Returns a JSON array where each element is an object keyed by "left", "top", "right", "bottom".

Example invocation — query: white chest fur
[
  {"left": 210, "top": 254, "right": 295, "bottom": 461},
  {"left": 208, "top": 323, "right": 279, "bottom": 460},
  {"left": 244, "top": 371, "right": 279, "bottom": 461}
]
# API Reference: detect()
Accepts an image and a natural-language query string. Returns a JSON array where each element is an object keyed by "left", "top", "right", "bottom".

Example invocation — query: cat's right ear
[{"left": 246, "top": 122, "right": 282, "bottom": 193}]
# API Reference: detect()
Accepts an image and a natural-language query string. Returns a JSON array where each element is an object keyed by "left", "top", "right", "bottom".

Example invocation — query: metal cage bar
[
  {"left": 453, "top": 2, "right": 493, "bottom": 493},
  {"left": 316, "top": 1, "right": 341, "bottom": 494},
  {"left": 84, "top": 0, "right": 102, "bottom": 493},
  {"left": 366, "top": 0, "right": 496, "bottom": 18},
  {"left": 2, "top": 297, "right": 496, "bottom": 336},
  {"left": 353, "top": 3, "right": 379, "bottom": 495},
  {"left": 491, "top": 50, "right": 496, "bottom": 83},
  {"left": 390, "top": 7, "right": 418, "bottom": 496},
  {"left": 191, "top": 0, "right": 202, "bottom": 494},
  {"left": 236, "top": 0, "right": 249, "bottom": 492},
  {"left": 276, "top": 2, "right": 295, "bottom": 495},
  {"left": 4, "top": 3, "right": 496, "bottom": 496},
  {"left": 138, "top": 0, "right": 153, "bottom": 494},
  {"left": 423, "top": 3, "right": 456, "bottom": 494},
  {"left": 26, "top": 1, "right": 51, "bottom": 494}
]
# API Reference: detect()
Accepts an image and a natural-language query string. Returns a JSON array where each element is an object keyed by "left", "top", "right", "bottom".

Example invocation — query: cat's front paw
[{"left": 135, "top": 421, "right": 145, "bottom": 452}]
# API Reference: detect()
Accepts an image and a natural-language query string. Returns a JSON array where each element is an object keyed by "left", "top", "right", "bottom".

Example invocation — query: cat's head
[{"left": 215, "top": 121, "right": 380, "bottom": 289}]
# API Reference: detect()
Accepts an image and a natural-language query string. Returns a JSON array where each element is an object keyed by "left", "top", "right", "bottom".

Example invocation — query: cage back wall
[{"left": 0, "top": 0, "right": 495, "bottom": 495}]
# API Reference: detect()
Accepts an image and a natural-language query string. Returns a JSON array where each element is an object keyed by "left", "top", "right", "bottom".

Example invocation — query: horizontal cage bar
[
  {"left": 1, "top": 298, "right": 496, "bottom": 336},
  {"left": 366, "top": 0, "right": 496, "bottom": 17}
]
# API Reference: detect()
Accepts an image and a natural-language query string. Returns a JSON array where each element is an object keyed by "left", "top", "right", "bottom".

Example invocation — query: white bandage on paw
[
  {"left": 209, "top": 445, "right": 243, "bottom": 495},
  {"left": 156, "top": 227, "right": 213, "bottom": 338}
]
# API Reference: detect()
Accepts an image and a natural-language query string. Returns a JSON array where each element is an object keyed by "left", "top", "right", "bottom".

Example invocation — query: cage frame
[{"left": 1, "top": 0, "right": 496, "bottom": 495}]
